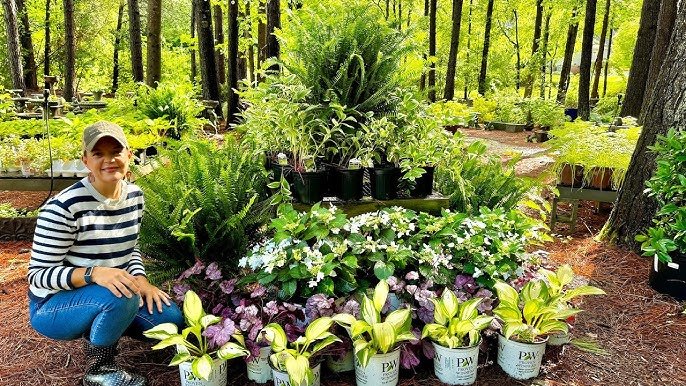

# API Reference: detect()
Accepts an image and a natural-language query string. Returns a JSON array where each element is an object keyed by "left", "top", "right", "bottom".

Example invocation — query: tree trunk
[
  {"left": 257, "top": 0, "right": 266, "bottom": 76},
  {"left": 463, "top": 0, "right": 473, "bottom": 99},
  {"left": 2, "top": 0, "right": 25, "bottom": 90},
  {"left": 513, "top": 10, "right": 521, "bottom": 91},
  {"left": 428, "top": 0, "right": 437, "bottom": 102},
  {"left": 43, "top": 0, "right": 51, "bottom": 76},
  {"left": 601, "top": 0, "right": 686, "bottom": 250},
  {"left": 146, "top": 0, "right": 162, "bottom": 87},
  {"left": 227, "top": 0, "right": 239, "bottom": 123},
  {"left": 237, "top": 7, "right": 247, "bottom": 82},
  {"left": 127, "top": 0, "right": 145, "bottom": 82},
  {"left": 603, "top": 27, "right": 613, "bottom": 97},
  {"left": 444, "top": 0, "right": 464, "bottom": 101},
  {"left": 15, "top": 0, "right": 37, "bottom": 90},
  {"left": 63, "top": 0, "right": 75, "bottom": 101},
  {"left": 640, "top": 0, "right": 678, "bottom": 124},
  {"left": 419, "top": 0, "right": 428, "bottom": 91},
  {"left": 477, "top": 0, "right": 494, "bottom": 95},
  {"left": 558, "top": 3, "right": 580, "bottom": 104},
  {"left": 523, "top": 0, "right": 543, "bottom": 98},
  {"left": 591, "top": 0, "right": 611, "bottom": 100},
  {"left": 539, "top": 10, "right": 551, "bottom": 98},
  {"left": 578, "top": 0, "right": 598, "bottom": 120},
  {"left": 190, "top": 1, "right": 197, "bottom": 83},
  {"left": 621, "top": 0, "right": 661, "bottom": 117},
  {"left": 112, "top": 0, "right": 125, "bottom": 93},
  {"left": 246, "top": 0, "right": 255, "bottom": 84},
  {"left": 265, "top": 0, "right": 280, "bottom": 72},
  {"left": 213, "top": 4, "right": 226, "bottom": 86},
  {"left": 195, "top": 0, "right": 220, "bottom": 113}
]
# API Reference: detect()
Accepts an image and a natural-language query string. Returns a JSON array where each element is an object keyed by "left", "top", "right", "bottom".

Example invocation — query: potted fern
[
  {"left": 261, "top": 317, "right": 340, "bottom": 386},
  {"left": 333, "top": 280, "right": 415, "bottom": 386},
  {"left": 421, "top": 289, "right": 493, "bottom": 385},
  {"left": 143, "top": 290, "right": 250, "bottom": 386}
]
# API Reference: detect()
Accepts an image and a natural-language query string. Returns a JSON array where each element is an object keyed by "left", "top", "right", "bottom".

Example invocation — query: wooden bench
[{"left": 550, "top": 185, "right": 617, "bottom": 232}]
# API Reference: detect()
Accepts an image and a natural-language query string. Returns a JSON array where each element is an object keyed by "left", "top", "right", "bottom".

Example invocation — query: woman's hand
[
  {"left": 91, "top": 267, "right": 141, "bottom": 298},
  {"left": 134, "top": 276, "right": 172, "bottom": 314}
]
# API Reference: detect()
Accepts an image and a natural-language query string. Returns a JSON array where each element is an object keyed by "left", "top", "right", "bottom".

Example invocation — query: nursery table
[
  {"left": 0, "top": 176, "right": 81, "bottom": 192},
  {"left": 550, "top": 185, "right": 618, "bottom": 232},
  {"left": 294, "top": 194, "right": 450, "bottom": 217}
]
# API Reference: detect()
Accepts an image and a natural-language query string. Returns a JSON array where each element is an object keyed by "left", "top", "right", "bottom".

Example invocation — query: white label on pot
[
  {"left": 433, "top": 343, "right": 479, "bottom": 385},
  {"left": 247, "top": 347, "right": 272, "bottom": 383},
  {"left": 668, "top": 262, "right": 680, "bottom": 269},
  {"left": 355, "top": 351, "right": 400, "bottom": 386},
  {"left": 179, "top": 359, "right": 227, "bottom": 386}
]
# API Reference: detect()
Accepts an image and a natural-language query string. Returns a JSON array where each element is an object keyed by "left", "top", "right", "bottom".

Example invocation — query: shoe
[{"left": 82, "top": 340, "right": 146, "bottom": 386}]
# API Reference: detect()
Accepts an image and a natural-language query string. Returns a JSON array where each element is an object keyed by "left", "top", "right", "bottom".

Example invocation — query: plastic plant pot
[{"left": 369, "top": 166, "right": 400, "bottom": 200}]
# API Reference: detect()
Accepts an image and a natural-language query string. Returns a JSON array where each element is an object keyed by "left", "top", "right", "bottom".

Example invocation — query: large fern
[{"left": 135, "top": 138, "right": 271, "bottom": 282}]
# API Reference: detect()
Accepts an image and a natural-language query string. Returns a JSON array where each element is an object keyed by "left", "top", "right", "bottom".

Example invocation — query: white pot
[
  {"left": 75, "top": 160, "right": 89, "bottom": 177},
  {"left": 272, "top": 363, "right": 321, "bottom": 386},
  {"left": 61, "top": 160, "right": 76, "bottom": 177},
  {"left": 325, "top": 350, "right": 354, "bottom": 373},
  {"left": 178, "top": 358, "right": 228, "bottom": 386},
  {"left": 432, "top": 341, "right": 480, "bottom": 385},
  {"left": 354, "top": 349, "right": 401, "bottom": 386},
  {"left": 547, "top": 331, "right": 571, "bottom": 346},
  {"left": 246, "top": 346, "right": 272, "bottom": 383},
  {"left": 497, "top": 334, "right": 547, "bottom": 380}
]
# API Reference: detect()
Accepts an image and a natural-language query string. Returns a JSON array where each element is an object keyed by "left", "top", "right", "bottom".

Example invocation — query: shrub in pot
[
  {"left": 333, "top": 280, "right": 415, "bottom": 386},
  {"left": 143, "top": 290, "right": 250, "bottom": 385},
  {"left": 421, "top": 289, "right": 493, "bottom": 385},
  {"left": 261, "top": 317, "right": 340, "bottom": 386}
]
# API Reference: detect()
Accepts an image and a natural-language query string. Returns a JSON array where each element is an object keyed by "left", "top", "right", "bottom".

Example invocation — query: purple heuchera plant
[
  {"left": 304, "top": 294, "right": 335, "bottom": 320},
  {"left": 203, "top": 318, "right": 237, "bottom": 349}
]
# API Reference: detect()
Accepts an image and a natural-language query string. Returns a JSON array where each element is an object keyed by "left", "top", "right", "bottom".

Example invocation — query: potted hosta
[
  {"left": 359, "top": 117, "right": 402, "bottom": 200},
  {"left": 422, "top": 289, "right": 493, "bottom": 385},
  {"left": 143, "top": 291, "right": 250, "bottom": 386},
  {"left": 333, "top": 280, "right": 415, "bottom": 386},
  {"left": 261, "top": 317, "right": 340, "bottom": 386}
]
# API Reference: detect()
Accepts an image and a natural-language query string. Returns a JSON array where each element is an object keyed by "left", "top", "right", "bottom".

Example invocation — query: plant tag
[{"left": 667, "top": 262, "right": 679, "bottom": 270}]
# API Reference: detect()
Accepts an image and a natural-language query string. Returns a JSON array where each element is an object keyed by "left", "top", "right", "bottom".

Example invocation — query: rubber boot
[{"left": 83, "top": 340, "right": 146, "bottom": 386}]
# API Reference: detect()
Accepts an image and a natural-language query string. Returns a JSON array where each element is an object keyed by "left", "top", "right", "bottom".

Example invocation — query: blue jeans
[{"left": 29, "top": 284, "right": 184, "bottom": 347}]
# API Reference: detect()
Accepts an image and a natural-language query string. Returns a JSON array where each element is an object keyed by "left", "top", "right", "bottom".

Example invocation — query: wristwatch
[{"left": 84, "top": 266, "right": 94, "bottom": 284}]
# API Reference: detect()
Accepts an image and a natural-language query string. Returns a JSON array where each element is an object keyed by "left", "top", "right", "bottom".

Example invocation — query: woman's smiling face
[{"left": 82, "top": 136, "right": 132, "bottom": 184}]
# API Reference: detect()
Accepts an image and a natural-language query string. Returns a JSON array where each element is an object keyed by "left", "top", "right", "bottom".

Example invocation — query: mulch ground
[{"left": 1, "top": 130, "right": 685, "bottom": 385}]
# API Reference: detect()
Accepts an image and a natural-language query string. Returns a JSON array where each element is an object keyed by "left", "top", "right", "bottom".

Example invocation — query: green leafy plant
[
  {"left": 262, "top": 317, "right": 340, "bottom": 386},
  {"left": 143, "top": 290, "right": 249, "bottom": 380},
  {"left": 0, "top": 203, "right": 39, "bottom": 217},
  {"left": 421, "top": 289, "right": 493, "bottom": 348},
  {"left": 137, "top": 82, "right": 204, "bottom": 139},
  {"left": 333, "top": 280, "right": 414, "bottom": 367}
]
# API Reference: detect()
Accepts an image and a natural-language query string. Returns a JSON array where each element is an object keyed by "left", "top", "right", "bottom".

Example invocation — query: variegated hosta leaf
[
  {"left": 183, "top": 290, "right": 205, "bottom": 327},
  {"left": 561, "top": 285, "right": 606, "bottom": 302},
  {"left": 448, "top": 319, "right": 474, "bottom": 340},
  {"left": 262, "top": 323, "right": 288, "bottom": 353},
  {"left": 169, "top": 352, "right": 192, "bottom": 366},
  {"left": 285, "top": 355, "right": 310, "bottom": 386},
  {"left": 493, "top": 305, "right": 522, "bottom": 323},
  {"left": 432, "top": 300, "right": 449, "bottom": 326},
  {"left": 523, "top": 299, "right": 543, "bottom": 325},
  {"left": 472, "top": 315, "right": 494, "bottom": 330},
  {"left": 385, "top": 308, "right": 411, "bottom": 334},
  {"left": 151, "top": 335, "right": 187, "bottom": 351},
  {"left": 332, "top": 313, "right": 356, "bottom": 326},
  {"left": 373, "top": 280, "right": 390, "bottom": 313},
  {"left": 556, "top": 264, "right": 575, "bottom": 288},
  {"left": 493, "top": 281, "right": 519, "bottom": 307},
  {"left": 143, "top": 323, "right": 178, "bottom": 340},
  {"left": 503, "top": 321, "right": 527, "bottom": 340},
  {"left": 200, "top": 314, "right": 221, "bottom": 329},
  {"left": 217, "top": 342, "right": 249, "bottom": 360},
  {"left": 361, "top": 296, "right": 380, "bottom": 325},
  {"left": 351, "top": 320, "right": 372, "bottom": 338},
  {"left": 191, "top": 354, "right": 213, "bottom": 380},
  {"left": 311, "top": 334, "right": 341, "bottom": 355},
  {"left": 538, "top": 320, "right": 569, "bottom": 335},
  {"left": 458, "top": 297, "right": 481, "bottom": 321},
  {"left": 441, "top": 289, "right": 459, "bottom": 318},
  {"left": 356, "top": 345, "right": 376, "bottom": 368},
  {"left": 421, "top": 324, "right": 447, "bottom": 341},
  {"left": 305, "top": 316, "right": 334, "bottom": 342},
  {"left": 372, "top": 322, "right": 396, "bottom": 354}
]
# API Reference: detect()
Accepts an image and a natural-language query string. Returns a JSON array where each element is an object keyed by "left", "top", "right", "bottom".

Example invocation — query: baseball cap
[{"left": 82, "top": 121, "right": 129, "bottom": 152}]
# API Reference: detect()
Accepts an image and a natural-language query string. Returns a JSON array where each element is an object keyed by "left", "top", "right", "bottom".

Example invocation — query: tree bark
[
  {"left": 523, "top": 0, "right": 543, "bottom": 98},
  {"left": 43, "top": 0, "right": 51, "bottom": 76},
  {"left": 463, "top": 0, "right": 473, "bottom": 99},
  {"left": 601, "top": 0, "right": 686, "bottom": 250},
  {"left": 246, "top": 0, "right": 255, "bottom": 84},
  {"left": 127, "top": 0, "right": 145, "bottom": 82},
  {"left": 213, "top": 4, "right": 226, "bottom": 85},
  {"left": 558, "top": 4, "right": 580, "bottom": 104},
  {"left": 2, "top": 0, "right": 25, "bottom": 90},
  {"left": 428, "top": 0, "right": 437, "bottom": 102},
  {"left": 539, "top": 10, "right": 551, "bottom": 98},
  {"left": 257, "top": 0, "right": 266, "bottom": 76},
  {"left": 237, "top": 6, "right": 247, "bottom": 82},
  {"left": 419, "top": 0, "right": 429, "bottom": 91},
  {"left": 16, "top": 0, "right": 37, "bottom": 90},
  {"left": 227, "top": 0, "right": 239, "bottom": 122},
  {"left": 640, "top": 0, "right": 678, "bottom": 124},
  {"left": 477, "top": 0, "right": 494, "bottom": 96},
  {"left": 513, "top": 10, "right": 520, "bottom": 91},
  {"left": 195, "top": 0, "right": 220, "bottom": 112},
  {"left": 578, "top": 0, "right": 598, "bottom": 120},
  {"left": 591, "top": 0, "right": 611, "bottom": 100},
  {"left": 146, "top": 0, "right": 162, "bottom": 87},
  {"left": 190, "top": 1, "right": 197, "bottom": 83},
  {"left": 603, "top": 27, "right": 613, "bottom": 97},
  {"left": 112, "top": 0, "right": 125, "bottom": 93},
  {"left": 265, "top": 0, "right": 280, "bottom": 72},
  {"left": 443, "top": 0, "right": 464, "bottom": 101},
  {"left": 621, "top": 0, "right": 661, "bottom": 117},
  {"left": 63, "top": 0, "right": 75, "bottom": 101}
]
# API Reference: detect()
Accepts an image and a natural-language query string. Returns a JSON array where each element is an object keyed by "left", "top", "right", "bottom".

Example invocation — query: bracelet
[{"left": 84, "top": 266, "right": 94, "bottom": 284}]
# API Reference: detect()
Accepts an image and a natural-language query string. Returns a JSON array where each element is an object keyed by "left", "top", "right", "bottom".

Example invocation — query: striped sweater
[{"left": 28, "top": 177, "right": 146, "bottom": 299}]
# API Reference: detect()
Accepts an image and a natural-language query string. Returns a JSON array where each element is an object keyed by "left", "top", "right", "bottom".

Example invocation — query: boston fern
[{"left": 136, "top": 138, "right": 271, "bottom": 283}]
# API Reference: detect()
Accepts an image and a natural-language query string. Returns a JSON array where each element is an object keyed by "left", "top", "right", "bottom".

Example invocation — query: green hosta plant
[
  {"left": 333, "top": 280, "right": 415, "bottom": 367},
  {"left": 143, "top": 291, "right": 250, "bottom": 380},
  {"left": 421, "top": 289, "right": 493, "bottom": 349},
  {"left": 538, "top": 264, "right": 606, "bottom": 306},
  {"left": 262, "top": 317, "right": 340, "bottom": 386}
]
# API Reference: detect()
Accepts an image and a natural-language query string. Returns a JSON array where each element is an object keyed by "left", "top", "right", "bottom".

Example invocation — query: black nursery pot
[
  {"left": 649, "top": 253, "right": 686, "bottom": 300},
  {"left": 293, "top": 170, "right": 328, "bottom": 204},
  {"left": 369, "top": 166, "right": 400, "bottom": 200},
  {"left": 271, "top": 163, "right": 294, "bottom": 184},
  {"left": 334, "top": 168, "right": 364, "bottom": 201},
  {"left": 409, "top": 166, "right": 435, "bottom": 198}
]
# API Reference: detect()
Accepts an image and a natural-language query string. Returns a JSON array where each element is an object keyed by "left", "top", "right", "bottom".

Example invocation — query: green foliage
[
  {"left": 278, "top": 3, "right": 411, "bottom": 115},
  {"left": 421, "top": 290, "right": 493, "bottom": 349},
  {"left": 136, "top": 138, "right": 271, "bottom": 282},
  {"left": 591, "top": 95, "right": 621, "bottom": 123},
  {"left": 525, "top": 98, "right": 567, "bottom": 129},
  {"left": 0, "top": 203, "right": 39, "bottom": 218},
  {"left": 636, "top": 128, "right": 686, "bottom": 263},
  {"left": 143, "top": 290, "right": 249, "bottom": 380},
  {"left": 136, "top": 82, "right": 204, "bottom": 139}
]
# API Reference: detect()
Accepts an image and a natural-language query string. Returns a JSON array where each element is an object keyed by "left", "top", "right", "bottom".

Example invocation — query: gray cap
[{"left": 82, "top": 121, "right": 128, "bottom": 152}]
